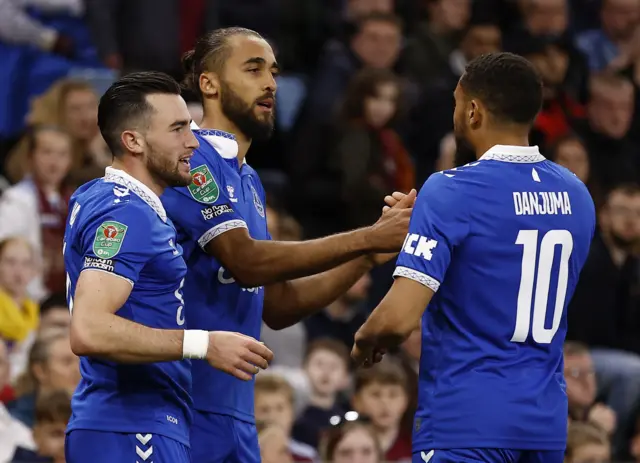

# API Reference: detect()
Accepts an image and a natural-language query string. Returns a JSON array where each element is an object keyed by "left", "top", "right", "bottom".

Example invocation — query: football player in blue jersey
[
  {"left": 160, "top": 27, "right": 414, "bottom": 463},
  {"left": 63, "top": 72, "right": 274, "bottom": 463},
  {"left": 351, "top": 52, "right": 597, "bottom": 463}
]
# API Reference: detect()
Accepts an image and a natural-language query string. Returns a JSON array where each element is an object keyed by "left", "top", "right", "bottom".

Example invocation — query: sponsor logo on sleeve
[
  {"left": 402, "top": 233, "right": 438, "bottom": 260},
  {"left": 83, "top": 256, "right": 115, "bottom": 272},
  {"left": 93, "top": 221, "right": 128, "bottom": 258},
  {"left": 201, "top": 204, "right": 233, "bottom": 220},
  {"left": 188, "top": 165, "right": 220, "bottom": 203}
]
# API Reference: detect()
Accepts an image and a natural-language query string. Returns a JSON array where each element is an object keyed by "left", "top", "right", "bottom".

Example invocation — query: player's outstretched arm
[
  {"left": 205, "top": 200, "right": 413, "bottom": 288},
  {"left": 262, "top": 190, "right": 417, "bottom": 330},
  {"left": 351, "top": 277, "right": 434, "bottom": 367},
  {"left": 70, "top": 269, "right": 273, "bottom": 379}
]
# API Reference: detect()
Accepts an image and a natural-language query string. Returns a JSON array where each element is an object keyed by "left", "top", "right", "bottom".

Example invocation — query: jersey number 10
[{"left": 512, "top": 229, "right": 574, "bottom": 344}]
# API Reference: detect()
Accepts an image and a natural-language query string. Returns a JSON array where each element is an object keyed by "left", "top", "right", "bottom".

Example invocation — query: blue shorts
[
  {"left": 191, "top": 410, "right": 260, "bottom": 463},
  {"left": 66, "top": 430, "right": 190, "bottom": 463},
  {"left": 413, "top": 449, "right": 565, "bottom": 463}
]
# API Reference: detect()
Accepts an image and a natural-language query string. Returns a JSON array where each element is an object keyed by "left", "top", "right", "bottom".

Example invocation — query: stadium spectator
[
  {"left": 576, "top": 0, "right": 640, "bottom": 72},
  {"left": 259, "top": 422, "right": 295, "bottom": 463},
  {"left": 402, "top": 0, "right": 471, "bottom": 89},
  {"left": 579, "top": 74, "right": 638, "bottom": 190},
  {"left": 565, "top": 421, "right": 612, "bottom": 463},
  {"left": 547, "top": 134, "right": 603, "bottom": 206},
  {"left": 0, "top": 238, "right": 38, "bottom": 367},
  {"left": 5, "top": 79, "right": 107, "bottom": 187},
  {"left": 320, "top": 420, "right": 383, "bottom": 463},
  {"left": 564, "top": 342, "right": 617, "bottom": 435},
  {"left": 304, "top": 12, "right": 403, "bottom": 125},
  {"left": 11, "top": 389, "right": 71, "bottom": 463},
  {"left": 333, "top": 68, "right": 414, "bottom": 229},
  {"left": 255, "top": 374, "right": 319, "bottom": 462},
  {"left": 8, "top": 332, "right": 79, "bottom": 428},
  {"left": 0, "top": 126, "right": 73, "bottom": 298},
  {"left": 304, "top": 274, "right": 371, "bottom": 350},
  {"left": 293, "top": 339, "right": 350, "bottom": 448},
  {"left": 36, "top": 294, "right": 69, "bottom": 337},
  {"left": 352, "top": 361, "right": 411, "bottom": 461},
  {"left": 0, "top": 339, "right": 35, "bottom": 462}
]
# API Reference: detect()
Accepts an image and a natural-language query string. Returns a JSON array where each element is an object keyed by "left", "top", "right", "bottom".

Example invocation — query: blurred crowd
[{"left": 1, "top": 0, "right": 640, "bottom": 462}]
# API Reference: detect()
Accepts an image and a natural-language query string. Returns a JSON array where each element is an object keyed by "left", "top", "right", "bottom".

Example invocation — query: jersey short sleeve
[
  {"left": 394, "top": 173, "right": 470, "bottom": 292},
  {"left": 162, "top": 161, "right": 247, "bottom": 249},
  {"left": 80, "top": 203, "right": 155, "bottom": 286}
]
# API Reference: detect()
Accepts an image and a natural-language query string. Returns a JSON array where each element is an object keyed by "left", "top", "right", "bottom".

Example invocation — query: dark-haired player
[
  {"left": 62, "top": 71, "right": 273, "bottom": 463},
  {"left": 160, "top": 27, "right": 414, "bottom": 463},
  {"left": 352, "top": 52, "right": 596, "bottom": 463}
]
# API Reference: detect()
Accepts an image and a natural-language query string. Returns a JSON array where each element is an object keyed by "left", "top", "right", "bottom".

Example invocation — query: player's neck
[
  {"left": 110, "top": 158, "right": 164, "bottom": 198},
  {"left": 199, "top": 115, "right": 252, "bottom": 167},
  {"left": 474, "top": 132, "right": 530, "bottom": 159}
]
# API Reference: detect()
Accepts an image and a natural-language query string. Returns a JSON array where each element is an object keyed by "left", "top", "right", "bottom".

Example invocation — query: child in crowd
[
  {"left": 293, "top": 339, "right": 350, "bottom": 448},
  {"left": 352, "top": 361, "right": 411, "bottom": 462},
  {"left": 565, "top": 421, "right": 610, "bottom": 463},
  {"left": 11, "top": 389, "right": 71, "bottom": 463},
  {"left": 258, "top": 421, "right": 294, "bottom": 463},
  {"left": 255, "top": 374, "right": 318, "bottom": 462}
]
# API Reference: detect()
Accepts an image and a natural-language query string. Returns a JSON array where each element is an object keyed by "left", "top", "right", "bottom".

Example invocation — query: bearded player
[{"left": 160, "top": 28, "right": 414, "bottom": 463}]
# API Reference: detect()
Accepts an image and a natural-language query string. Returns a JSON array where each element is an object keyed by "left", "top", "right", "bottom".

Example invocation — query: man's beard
[
  {"left": 146, "top": 143, "right": 192, "bottom": 188},
  {"left": 454, "top": 133, "right": 477, "bottom": 167},
  {"left": 220, "top": 79, "right": 275, "bottom": 142}
]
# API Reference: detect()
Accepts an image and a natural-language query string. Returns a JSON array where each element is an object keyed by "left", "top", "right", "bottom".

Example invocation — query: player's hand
[
  {"left": 588, "top": 403, "right": 617, "bottom": 435},
  {"left": 351, "top": 342, "right": 386, "bottom": 368},
  {"left": 366, "top": 189, "right": 416, "bottom": 254},
  {"left": 381, "top": 190, "right": 416, "bottom": 214},
  {"left": 206, "top": 331, "right": 274, "bottom": 381}
]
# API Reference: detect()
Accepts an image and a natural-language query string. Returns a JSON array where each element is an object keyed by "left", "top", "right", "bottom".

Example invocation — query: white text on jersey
[
  {"left": 402, "top": 234, "right": 438, "bottom": 260},
  {"left": 513, "top": 191, "right": 572, "bottom": 216}
]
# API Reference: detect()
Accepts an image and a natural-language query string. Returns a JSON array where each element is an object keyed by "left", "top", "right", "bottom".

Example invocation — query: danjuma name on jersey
[{"left": 513, "top": 191, "right": 572, "bottom": 216}]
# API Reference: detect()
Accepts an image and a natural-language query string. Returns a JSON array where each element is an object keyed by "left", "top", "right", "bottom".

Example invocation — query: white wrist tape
[{"left": 182, "top": 330, "right": 209, "bottom": 359}]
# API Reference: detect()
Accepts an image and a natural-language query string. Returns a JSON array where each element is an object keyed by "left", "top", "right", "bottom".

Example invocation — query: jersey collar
[
  {"left": 103, "top": 167, "right": 167, "bottom": 222},
  {"left": 191, "top": 121, "right": 246, "bottom": 165},
  {"left": 479, "top": 145, "right": 545, "bottom": 163}
]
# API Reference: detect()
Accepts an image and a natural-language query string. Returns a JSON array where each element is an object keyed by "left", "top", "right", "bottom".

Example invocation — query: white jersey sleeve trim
[
  {"left": 80, "top": 268, "right": 134, "bottom": 287},
  {"left": 393, "top": 266, "right": 440, "bottom": 292},
  {"left": 198, "top": 219, "right": 248, "bottom": 249}
]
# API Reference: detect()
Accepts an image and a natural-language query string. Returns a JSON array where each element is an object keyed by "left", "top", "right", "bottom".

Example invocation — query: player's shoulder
[
  {"left": 423, "top": 161, "right": 484, "bottom": 193},
  {"left": 72, "top": 177, "right": 156, "bottom": 229}
]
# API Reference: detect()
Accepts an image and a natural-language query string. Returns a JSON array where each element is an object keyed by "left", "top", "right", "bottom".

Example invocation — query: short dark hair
[
  {"left": 40, "top": 293, "right": 68, "bottom": 316},
  {"left": 354, "top": 12, "right": 403, "bottom": 35},
  {"left": 182, "top": 27, "right": 264, "bottom": 99},
  {"left": 304, "top": 338, "right": 351, "bottom": 366},
  {"left": 354, "top": 360, "right": 408, "bottom": 394},
  {"left": 35, "top": 389, "right": 72, "bottom": 424},
  {"left": 460, "top": 52, "right": 543, "bottom": 126},
  {"left": 98, "top": 71, "right": 181, "bottom": 156}
]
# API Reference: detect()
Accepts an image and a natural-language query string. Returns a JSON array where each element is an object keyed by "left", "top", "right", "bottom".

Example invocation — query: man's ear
[
  {"left": 469, "top": 99, "right": 483, "bottom": 128},
  {"left": 121, "top": 130, "right": 145, "bottom": 155},
  {"left": 199, "top": 72, "right": 220, "bottom": 98}
]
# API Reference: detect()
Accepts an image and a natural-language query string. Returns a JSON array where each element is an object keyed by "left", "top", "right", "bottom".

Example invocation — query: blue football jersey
[
  {"left": 64, "top": 167, "right": 192, "bottom": 446},
  {"left": 161, "top": 127, "right": 269, "bottom": 423},
  {"left": 394, "top": 145, "right": 595, "bottom": 451}
]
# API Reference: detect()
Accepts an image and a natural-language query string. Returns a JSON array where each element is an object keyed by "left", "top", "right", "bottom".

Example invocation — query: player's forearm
[
  {"left": 263, "top": 257, "right": 374, "bottom": 330},
  {"left": 234, "top": 228, "right": 374, "bottom": 287},
  {"left": 355, "top": 306, "right": 416, "bottom": 350},
  {"left": 70, "top": 311, "right": 184, "bottom": 363}
]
